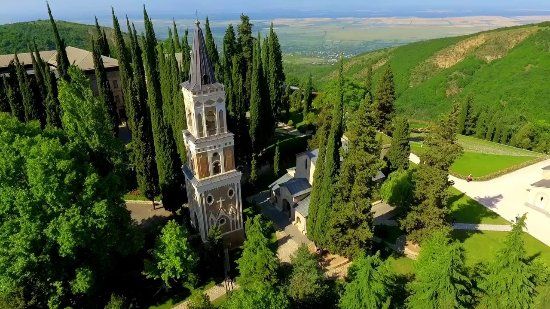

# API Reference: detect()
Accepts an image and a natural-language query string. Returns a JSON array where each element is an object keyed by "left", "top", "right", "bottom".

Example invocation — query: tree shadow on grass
[{"left": 449, "top": 195, "right": 504, "bottom": 224}]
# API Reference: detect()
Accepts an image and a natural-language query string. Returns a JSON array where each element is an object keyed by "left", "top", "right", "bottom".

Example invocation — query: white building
[{"left": 526, "top": 165, "right": 550, "bottom": 215}]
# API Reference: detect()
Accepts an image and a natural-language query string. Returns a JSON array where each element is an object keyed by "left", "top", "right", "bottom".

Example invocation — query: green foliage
[
  {"left": 406, "top": 231, "right": 472, "bottom": 308},
  {"left": 204, "top": 17, "right": 220, "bottom": 78},
  {"left": 401, "top": 118, "right": 462, "bottom": 243},
  {"left": 224, "top": 285, "right": 289, "bottom": 309},
  {"left": 248, "top": 33, "right": 274, "bottom": 153},
  {"left": 288, "top": 245, "right": 327, "bottom": 306},
  {"left": 0, "top": 111, "right": 139, "bottom": 306},
  {"left": 386, "top": 117, "right": 411, "bottom": 172},
  {"left": 14, "top": 54, "right": 42, "bottom": 124},
  {"left": 236, "top": 14, "right": 254, "bottom": 98},
  {"left": 94, "top": 17, "right": 110, "bottom": 57},
  {"left": 144, "top": 220, "right": 197, "bottom": 288},
  {"left": 375, "top": 65, "right": 396, "bottom": 132},
  {"left": 237, "top": 215, "right": 278, "bottom": 288},
  {"left": 380, "top": 169, "right": 415, "bottom": 209},
  {"left": 105, "top": 294, "right": 126, "bottom": 309},
  {"left": 302, "top": 73, "right": 313, "bottom": 114},
  {"left": 267, "top": 23, "right": 285, "bottom": 121},
  {"left": 48, "top": 4, "right": 70, "bottom": 80},
  {"left": 188, "top": 290, "right": 213, "bottom": 309},
  {"left": 328, "top": 101, "right": 382, "bottom": 258},
  {"left": 142, "top": 8, "right": 185, "bottom": 211},
  {"left": 273, "top": 142, "right": 280, "bottom": 176},
  {"left": 479, "top": 215, "right": 538, "bottom": 308},
  {"left": 92, "top": 39, "right": 118, "bottom": 136},
  {"left": 340, "top": 253, "right": 394, "bottom": 309}
]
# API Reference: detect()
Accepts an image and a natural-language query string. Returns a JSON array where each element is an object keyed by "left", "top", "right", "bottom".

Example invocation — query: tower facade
[{"left": 181, "top": 21, "right": 244, "bottom": 247}]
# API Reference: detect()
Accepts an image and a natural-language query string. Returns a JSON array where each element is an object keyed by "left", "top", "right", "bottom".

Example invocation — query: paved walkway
[
  {"left": 125, "top": 200, "right": 172, "bottom": 227},
  {"left": 375, "top": 219, "right": 512, "bottom": 231},
  {"left": 410, "top": 152, "right": 550, "bottom": 245},
  {"left": 450, "top": 158, "right": 550, "bottom": 246}
]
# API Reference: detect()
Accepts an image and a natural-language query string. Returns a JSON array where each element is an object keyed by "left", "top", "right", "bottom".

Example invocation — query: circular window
[
  {"left": 228, "top": 188, "right": 235, "bottom": 198},
  {"left": 218, "top": 217, "right": 227, "bottom": 225},
  {"left": 206, "top": 194, "right": 214, "bottom": 205}
]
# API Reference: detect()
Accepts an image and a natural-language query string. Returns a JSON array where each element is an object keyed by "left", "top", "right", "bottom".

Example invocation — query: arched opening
[
  {"left": 205, "top": 108, "right": 217, "bottom": 136},
  {"left": 282, "top": 199, "right": 291, "bottom": 219},
  {"left": 202, "top": 74, "right": 210, "bottom": 84},
  {"left": 212, "top": 152, "right": 221, "bottom": 175},
  {"left": 218, "top": 110, "right": 225, "bottom": 132},
  {"left": 196, "top": 113, "right": 203, "bottom": 137}
]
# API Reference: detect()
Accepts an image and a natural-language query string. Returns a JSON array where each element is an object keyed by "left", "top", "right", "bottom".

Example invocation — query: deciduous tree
[{"left": 288, "top": 245, "right": 327, "bottom": 307}]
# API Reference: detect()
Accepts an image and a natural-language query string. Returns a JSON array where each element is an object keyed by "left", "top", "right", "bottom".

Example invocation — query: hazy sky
[{"left": 1, "top": 0, "right": 550, "bottom": 24}]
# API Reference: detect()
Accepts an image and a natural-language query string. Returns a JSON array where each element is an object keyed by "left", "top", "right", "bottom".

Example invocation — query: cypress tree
[
  {"left": 172, "top": 20, "right": 182, "bottom": 52},
  {"left": 0, "top": 77, "right": 9, "bottom": 113},
  {"left": 112, "top": 9, "right": 159, "bottom": 202},
  {"left": 42, "top": 61, "right": 62, "bottom": 128},
  {"left": 375, "top": 65, "right": 396, "bottom": 132},
  {"left": 94, "top": 16, "right": 110, "bottom": 56},
  {"left": 92, "top": 39, "right": 119, "bottom": 136},
  {"left": 29, "top": 44, "right": 46, "bottom": 106},
  {"left": 327, "top": 100, "right": 382, "bottom": 258},
  {"left": 5, "top": 63, "right": 24, "bottom": 121},
  {"left": 386, "top": 117, "right": 411, "bottom": 172},
  {"left": 158, "top": 42, "right": 173, "bottom": 125},
  {"left": 230, "top": 55, "right": 251, "bottom": 166},
  {"left": 142, "top": 8, "right": 185, "bottom": 211},
  {"left": 237, "top": 14, "right": 253, "bottom": 100},
  {"left": 365, "top": 64, "right": 373, "bottom": 98},
  {"left": 302, "top": 73, "right": 313, "bottom": 115},
  {"left": 204, "top": 17, "right": 220, "bottom": 77},
  {"left": 222, "top": 24, "right": 237, "bottom": 102},
  {"left": 248, "top": 33, "right": 274, "bottom": 154},
  {"left": 267, "top": 23, "right": 285, "bottom": 121},
  {"left": 308, "top": 56, "right": 345, "bottom": 246},
  {"left": 47, "top": 3, "right": 70, "bottom": 80},
  {"left": 181, "top": 29, "right": 191, "bottom": 79},
  {"left": 407, "top": 231, "right": 472, "bottom": 308},
  {"left": 14, "top": 54, "right": 41, "bottom": 123},
  {"left": 166, "top": 30, "right": 187, "bottom": 162}
]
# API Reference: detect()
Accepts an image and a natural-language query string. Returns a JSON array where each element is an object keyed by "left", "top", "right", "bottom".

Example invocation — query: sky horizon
[{"left": 1, "top": 0, "right": 550, "bottom": 25}]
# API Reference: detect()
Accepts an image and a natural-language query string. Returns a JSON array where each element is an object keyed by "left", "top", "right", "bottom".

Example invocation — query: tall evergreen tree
[
  {"left": 4, "top": 63, "right": 24, "bottom": 121},
  {"left": 172, "top": 20, "right": 182, "bottom": 52},
  {"left": 42, "top": 61, "right": 62, "bottom": 128},
  {"left": 29, "top": 44, "right": 46, "bottom": 108},
  {"left": 340, "top": 253, "right": 394, "bottom": 309},
  {"left": 237, "top": 14, "right": 254, "bottom": 100},
  {"left": 112, "top": 10, "right": 159, "bottom": 201},
  {"left": 92, "top": 39, "right": 118, "bottom": 136},
  {"left": 229, "top": 55, "right": 251, "bottom": 166},
  {"left": 273, "top": 142, "right": 280, "bottom": 177},
  {"left": 181, "top": 29, "right": 191, "bottom": 79},
  {"left": 204, "top": 17, "right": 220, "bottom": 78},
  {"left": 248, "top": 33, "right": 274, "bottom": 153},
  {"left": 365, "top": 64, "right": 373, "bottom": 98},
  {"left": 307, "top": 56, "right": 344, "bottom": 246},
  {"left": 222, "top": 24, "right": 237, "bottom": 100},
  {"left": 14, "top": 54, "right": 42, "bottom": 123},
  {"left": 458, "top": 96, "right": 475, "bottom": 135},
  {"left": 142, "top": 8, "right": 185, "bottom": 211},
  {"left": 0, "top": 77, "right": 9, "bottom": 113},
  {"left": 94, "top": 16, "right": 110, "bottom": 56},
  {"left": 375, "top": 65, "right": 396, "bottom": 132},
  {"left": 479, "top": 215, "right": 538, "bottom": 308},
  {"left": 267, "top": 22, "right": 285, "bottom": 121},
  {"left": 327, "top": 101, "right": 382, "bottom": 257},
  {"left": 386, "top": 117, "right": 411, "bottom": 172},
  {"left": 47, "top": 3, "right": 70, "bottom": 80},
  {"left": 400, "top": 116, "right": 462, "bottom": 243},
  {"left": 407, "top": 231, "right": 472, "bottom": 308}
]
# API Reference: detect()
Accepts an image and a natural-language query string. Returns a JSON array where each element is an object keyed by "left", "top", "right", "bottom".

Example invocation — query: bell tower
[{"left": 181, "top": 20, "right": 244, "bottom": 247}]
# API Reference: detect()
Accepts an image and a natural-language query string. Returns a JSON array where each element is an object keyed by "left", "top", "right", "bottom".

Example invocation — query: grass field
[
  {"left": 447, "top": 188, "right": 508, "bottom": 224},
  {"left": 410, "top": 134, "right": 544, "bottom": 179}
]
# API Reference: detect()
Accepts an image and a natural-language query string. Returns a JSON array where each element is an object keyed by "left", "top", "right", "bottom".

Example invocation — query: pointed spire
[{"left": 187, "top": 20, "right": 216, "bottom": 90}]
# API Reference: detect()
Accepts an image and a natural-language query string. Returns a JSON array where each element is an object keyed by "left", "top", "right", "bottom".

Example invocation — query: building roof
[
  {"left": 297, "top": 148, "right": 319, "bottom": 163},
  {"left": 269, "top": 172, "right": 294, "bottom": 190},
  {"left": 183, "top": 21, "right": 216, "bottom": 91},
  {"left": 0, "top": 46, "right": 118, "bottom": 73},
  {"left": 532, "top": 179, "right": 550, "bottom": 188},
  {"left": 295, "top": 196, "right": 310, "bottom": 217},
  {"left": 281, "top": 177, "right": 311, "bottom": 197}
]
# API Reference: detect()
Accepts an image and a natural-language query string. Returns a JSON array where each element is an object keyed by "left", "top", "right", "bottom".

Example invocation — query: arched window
[
  {"left": 205, "top": 108, "right": 217, "bottom": 136},
  {"left": 218, "top": 110, "right": 225, "bottom": 132},
  {"left": 196, "top": 113, "right": 203, "bottom": 137},
  {"left": 212, "top": 152, "right": 221, "bottom": 175},
  {"left": 202, "top": 74, "right": 210, "bottom": 84}
]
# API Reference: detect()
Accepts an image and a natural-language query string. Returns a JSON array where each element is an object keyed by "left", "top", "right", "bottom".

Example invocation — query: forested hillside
[
  {"left": 0, "top": 20, "right": 109, "bottom": 53},
  {"left": 293, "top": 22, "right": 550, "bottom": 124}
]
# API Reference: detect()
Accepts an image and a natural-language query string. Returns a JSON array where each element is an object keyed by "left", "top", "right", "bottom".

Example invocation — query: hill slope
[
  {"left": 297, "top": 22, "right": 550, "bottom": 123},
  {"left": 0, "top": 20, "right": 114, "bottom": 54}
]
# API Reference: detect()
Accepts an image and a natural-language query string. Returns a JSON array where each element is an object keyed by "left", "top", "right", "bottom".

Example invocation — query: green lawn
[
  {"left": 457, "top": 135, "right": 543, "bottom": 156},
  {"left": 388, "top": 255, "right": 415, "bottom": 276},
  {"left": 447, "top": 188, "right": 508, "bottom": 225},
  {"left": 410, "top": 140, "right": 541, "bottom": 179},
  {"left": 452, "top": 230, "right": 550, "bottom": 267}
]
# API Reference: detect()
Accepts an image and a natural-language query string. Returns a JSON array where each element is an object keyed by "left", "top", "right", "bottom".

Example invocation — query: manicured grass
[
  {"left": 410, "top": 141, "right": 540, "bottom": 179},
  {"left": 447, "top": 188, "right": 508, "bottom": 225},
  {"left": 388, "top": 255, "right": 415, "bottom": 276},
  {"left": 452, "top": 229, "right": 550, "bottom": 267},
  {"left": 212, "top": 294, "right": 228, "bottom": 307},
  {"left": 451, "top": 152, "right": 538, "bottom": 178},
  {"left": 457, "top": 135, "right": 543, "bottom": 157}
]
